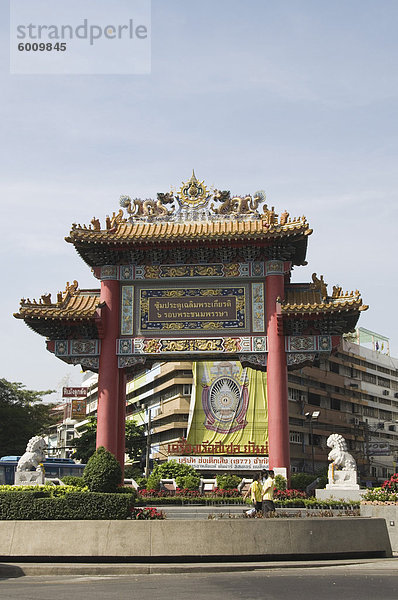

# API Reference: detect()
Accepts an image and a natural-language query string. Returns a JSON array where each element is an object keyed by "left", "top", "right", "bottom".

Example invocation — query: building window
[
  {"left": 330, "top": 398, "right": 341, "bottom": 411},
  {"left": 308, "top": 393, "right": 321, "bottom": 406},
  {"left": 363, "top": 372, "right": 377, "bottom": 384},
  {"left": 329, "top": 362, "right": 339, "bottom": 374},
  {"left": 290, "top": 432, "right": 303, "bottom": 444},
  {"left": 309, "top": 434, "right": 322, "bottom": 446},
  {"left": 378, "top": 376, "right": 391, "bottom": 388},
  {"left": 288, "top": 388, "right": 303, "bottom": 401}
]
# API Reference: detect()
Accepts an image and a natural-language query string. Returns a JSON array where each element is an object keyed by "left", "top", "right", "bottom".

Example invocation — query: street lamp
[
  {"left": 305, "top": 411, "right": 320, "bottom": 474},
  {"left": 141, "top": 404, "right": 152, "bottom": 478}
]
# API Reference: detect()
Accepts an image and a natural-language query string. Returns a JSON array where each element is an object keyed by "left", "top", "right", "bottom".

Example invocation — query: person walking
[
  {"left": 262, "top": 469, "right": 275, "bottom": 516},
  {"left": 243, "top": 472, "right": 263, "bottom": 517}
]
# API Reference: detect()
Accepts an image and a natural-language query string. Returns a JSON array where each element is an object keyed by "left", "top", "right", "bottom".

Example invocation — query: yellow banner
[{"left": 186, "top": 361, "right": 268, "bottom": 454}]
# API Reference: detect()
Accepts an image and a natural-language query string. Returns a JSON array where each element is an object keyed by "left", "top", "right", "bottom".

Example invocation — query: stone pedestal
[
  {"left": 315, "top": 488, "right": 366, "bottom": 502},
  {"left": 327, "top": 468, "right": 359, "bottom": 489},
  {"left": 14, "top": 470, "right": 45, "bottom": 486},
  {"left": 315, "top": 467, "right": 364, "bottom": 501}
]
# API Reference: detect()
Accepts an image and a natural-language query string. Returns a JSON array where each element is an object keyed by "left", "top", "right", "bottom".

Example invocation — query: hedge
[{"left": 0, "top": 491, "right": 135, "bottom": 520}]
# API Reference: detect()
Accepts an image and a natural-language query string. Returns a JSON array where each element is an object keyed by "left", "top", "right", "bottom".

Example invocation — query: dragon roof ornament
[{"left": 68, "top": 172, "right": 310, "bottom": 236}]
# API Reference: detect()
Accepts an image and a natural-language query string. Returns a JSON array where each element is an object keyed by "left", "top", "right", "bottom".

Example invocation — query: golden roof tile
[
  {"left": 282, "top": 277, "right": 368, "bottom": 316},
  {"left": 66, "top": 216, "right": 311, "bottom": 245},
  {"left": 14, "top": 281, "right": 100, "bottom": 321}
]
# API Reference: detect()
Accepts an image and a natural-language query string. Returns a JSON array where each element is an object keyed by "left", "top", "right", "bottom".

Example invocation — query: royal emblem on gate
[{"left": 201, "top": 365, "right": 249, "bottom": 433}]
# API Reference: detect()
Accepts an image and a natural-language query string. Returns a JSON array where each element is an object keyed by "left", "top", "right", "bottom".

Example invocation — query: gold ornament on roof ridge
[{"left": 178, "top": 170, "right": 210, "bottom": 208}]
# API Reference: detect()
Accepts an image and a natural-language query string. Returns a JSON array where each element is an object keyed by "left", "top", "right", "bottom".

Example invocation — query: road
[{"left": 1, "top": 561, "right": 398, "bottom": 600}]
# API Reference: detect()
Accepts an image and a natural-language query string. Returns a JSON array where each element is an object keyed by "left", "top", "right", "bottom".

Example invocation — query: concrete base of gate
[{"left": 0, "top": 518, "right": 392, "bottom": 561}]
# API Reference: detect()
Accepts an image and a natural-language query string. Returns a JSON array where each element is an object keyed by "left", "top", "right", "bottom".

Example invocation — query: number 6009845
[{"left": 18, "top": 42, "right": 66, "bottom": 51}]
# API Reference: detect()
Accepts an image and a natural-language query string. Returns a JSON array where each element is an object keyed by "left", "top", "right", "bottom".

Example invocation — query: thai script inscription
[
  {"left": 148, "top": 296, "right": 236, "bottom": 322},
  {"left": 167, "top": 439, "right": 268, "bottom": 456},
  {"left": 139, "top": 286, "right": 246, "bottom": 332}
]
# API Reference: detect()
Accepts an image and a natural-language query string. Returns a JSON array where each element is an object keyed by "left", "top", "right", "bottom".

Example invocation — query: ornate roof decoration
[
  {"left": 67, "top": 215, "right": 311, "bottom": 243},
  {"left": 65, "top": 173, "right": 312, "bottom": 268},
  {"left": 281, "top": 275, "right": 369, "bottom": 316},
  {"left": 14, "top": 282, "right": 100, "bottom": 322},
  {"left": 177, "top": 170, "right": 210, "bottom": 209}
]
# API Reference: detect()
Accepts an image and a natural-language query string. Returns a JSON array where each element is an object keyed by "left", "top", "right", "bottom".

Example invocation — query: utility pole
[
  {"left": 305, "top": 411, "right": 320, "bottom": 474},
  {"left": 145, "top": 407, "right": 152, "bottom": 478}
]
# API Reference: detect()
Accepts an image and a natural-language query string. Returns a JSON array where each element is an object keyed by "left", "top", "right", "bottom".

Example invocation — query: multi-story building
[
  {"left": 72, "top": 328, "right": 396, "bottom": 484},
  {"left": 288, "top": 332, "right": 398, "bottom": 481}
]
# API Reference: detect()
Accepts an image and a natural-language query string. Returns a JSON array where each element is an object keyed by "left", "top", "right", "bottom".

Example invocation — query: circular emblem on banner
[
  {"left": 209, "top": 377, "right": 241, "bottom": 422},
  {"left": 202, "top": 375, "right": 249, "bottom": 433}
]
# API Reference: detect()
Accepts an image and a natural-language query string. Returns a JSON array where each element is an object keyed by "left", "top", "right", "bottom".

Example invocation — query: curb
[{"left": 1, "top": 558, "right": 398, "bottom": 578}]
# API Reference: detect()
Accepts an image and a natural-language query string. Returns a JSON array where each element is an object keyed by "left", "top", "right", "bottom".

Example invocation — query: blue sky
[{"left": 1, "top": 0, "right": 397, "bottom": 398}]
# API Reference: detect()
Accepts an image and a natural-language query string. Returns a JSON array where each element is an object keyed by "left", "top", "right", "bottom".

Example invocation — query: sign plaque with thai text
[
  {"left": 139, "top": 286, "right": 246, "bottom": 332},
  {"left": 62, "top": 387, "right": 88, "bottom": 398}
]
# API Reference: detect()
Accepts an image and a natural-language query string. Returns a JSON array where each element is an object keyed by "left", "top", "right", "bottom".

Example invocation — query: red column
[
  {"left": 265, "top": 260, "right": 290, "bottom": 478},
  {"left": 96, "top": 279, "right": 119, "bottom": 457},
  {"left": 117, "top": 369, "right": 127, "bottom": 479}
]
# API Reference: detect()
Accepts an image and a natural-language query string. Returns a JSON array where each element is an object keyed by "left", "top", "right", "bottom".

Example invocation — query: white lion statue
[
  {"left": 16, "top": 436, "right": 47, "bottom": 472},
  {"left": 326, "top": 433, "right": 356, "bottom": 471}
]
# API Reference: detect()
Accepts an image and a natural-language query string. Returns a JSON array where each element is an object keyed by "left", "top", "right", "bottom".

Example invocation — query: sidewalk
[{"left": 1, "top": 557, "right": 397, "bottom": 578}]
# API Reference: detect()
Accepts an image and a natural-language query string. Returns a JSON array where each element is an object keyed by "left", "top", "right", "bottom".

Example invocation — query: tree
[
  {"left": 0, "top": 378, "right": 55, "bottom": 457},
  {"left": 125, "top": 419, "right": 145, "bottom": 461},
  {"left": 72, "top": 418, "right": 145, "bottom": 464},
  {"left": 72, "top": 416, "right": 97, "bottom": 463}
]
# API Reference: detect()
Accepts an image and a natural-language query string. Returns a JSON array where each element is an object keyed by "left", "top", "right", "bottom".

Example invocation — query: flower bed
[
  {"left": 361, "top": 474, "right": 398, "bottom": 504},
  {"left": 130, "top": 507, "right": 165, "bottom": 520},
  {"left": 274, "top": 489, "right": 307, "bottom": 500}
]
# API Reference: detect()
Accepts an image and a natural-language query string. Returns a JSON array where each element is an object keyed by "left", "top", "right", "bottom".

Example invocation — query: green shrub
[
  {"left": 147, "top": 460, "right": 199, "bottom": 490},
  {"left": 61, "top": 476, "right": 86, "bottom": 487},
  {"left": 0, "top": 484, "right": 88, "bottom": 495},
  {"left": 175, "top": 474, "right": 200, "bottom": 490},
  {"left": 136, "top": 477, "right": 147, "bottom": 489},
  {"left": 116, "top": 486, "right": 138, "bottom": 501},
  {"left": 83, "top": 446, "right": 122, "bottom": 492},
  {"left": 216, "top": 474, "right": 241, "bottom": 489},
  {"left": 124, "top": 464, "right": 143, "bottom": 480},
  {"left": 290, "top": 473, "right": 317, "bottom": 491},
  {"left": 0, "top": 490, "right": 134, "bottom": 520},
  {"left": 146, "top": 473, "right": 161, "bottom": 491},
  {"left": 274, "top": 474, "right": 287, "bottom": 491}
]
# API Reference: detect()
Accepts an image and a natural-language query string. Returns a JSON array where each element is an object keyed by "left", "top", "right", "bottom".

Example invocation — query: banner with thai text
[
  {"left": 184, "top": 361, "right": 268, "bottom": 455},
  {"left": 168, "top": 455, "right": 269, "bottom": 470}
]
